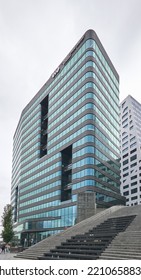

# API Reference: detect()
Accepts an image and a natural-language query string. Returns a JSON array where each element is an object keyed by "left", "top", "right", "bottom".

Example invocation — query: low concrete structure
[{"left": 77, "top": 192, "right": 96, "bottom": 223}]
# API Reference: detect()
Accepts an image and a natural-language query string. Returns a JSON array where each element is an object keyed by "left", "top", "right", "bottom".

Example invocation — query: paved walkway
[{"left": 0, "top": 252, "right": 23, "bottom": 260}]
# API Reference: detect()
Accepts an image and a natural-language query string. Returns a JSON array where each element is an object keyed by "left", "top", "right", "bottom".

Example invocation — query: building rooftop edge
[
  {"left": 120, "top": 94, "right": 141, "bottom": 106},
  {"left": 13, "top": 29, "right": 119, "bottom": 138}
]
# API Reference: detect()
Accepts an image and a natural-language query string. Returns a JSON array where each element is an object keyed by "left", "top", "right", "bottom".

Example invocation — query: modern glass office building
[
  {"left": 11, "top": 29, "right": 124, "bottom": 245},
  {"left": 120, "top": 95, "right": 141, "bottom": 206}
]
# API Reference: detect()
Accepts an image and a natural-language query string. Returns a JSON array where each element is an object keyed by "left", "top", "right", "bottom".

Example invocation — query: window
[
  {"left": 122, "top": 118, "right": 128, "bottom": 125},
  {"left": 130, "top": 155, "right": 137, "bottom": 161},
  {"left": 122, "top": 132, "right": 127, "bottom": 136},
  {"left": 123, "top": 172, "right": 129, "bottom": 178},
  {"left": 122, "top": 102, "right": 126, "bottom": 108},
  {"left": 130, "top": 162, "right": 137, "bottom": 168},
  {"left": 130, "top": 148, "right": 137, "bottom": 154},
  {"left": 131, "top": 196, "right": 137, "bottom": 200},
  {"left": 131, "top": 175, "right": 137, "bottom": 180},
  {"left": 123, "top": 159, "right": 128, "bottom": 165},
  {"left": 123, "top": 166, "right": 129, "bottom": 172},
  {"left": 123, "top": 184, "right": 129, "bottom": 189},
  {"left": 123, "top": 107, "right": 128, "bottom": 113},
  {"left": 123, "top": 153, "right": 128, "bottom": 159},
  {"left": 130, "top": 142, "right": 136, "bottom": 148},
  {"left": 122, "top": 141, "right": 128, "bottom": 147},
  {"left": 130, "top": 136, "right": 135, "bottom": 142},
  {"left": 123, "top": 124, "right": 128, "bottom": 128},
  {"left": 131, "top": 181, "right": 137, "bottom": 187},
  {"left": 122, "top": 136, "right": 128, "bottom": 142},
  {"left": 123, "top": 191, "right": 129, "bottom": 196},
  {"left": 123, "top": 147, "right": 128, "bottom": 153},
  {"left": 122, "top": 112, "right": 128, "bottom": 119},
  {"left": 131, "top": 188, "right": 137, "bottom": 194}
]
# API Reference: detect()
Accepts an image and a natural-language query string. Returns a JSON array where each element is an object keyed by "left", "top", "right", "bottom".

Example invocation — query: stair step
[
  {"left": 99, "top": 255, "right": 141, "bottom": 260},
  {"left": 108, "top": 246, "right": 141, "bottom": 250},
  {"left": 42, "top": 252, "right": 97, "bottom": 260},
  {"left": 102, "top": 252, "right": 141, "bottom": 258}
]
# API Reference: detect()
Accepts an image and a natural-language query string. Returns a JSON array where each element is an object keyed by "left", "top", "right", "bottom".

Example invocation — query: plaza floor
[{"left": 0, "top": 252, "right": 23, "bottom": 260}]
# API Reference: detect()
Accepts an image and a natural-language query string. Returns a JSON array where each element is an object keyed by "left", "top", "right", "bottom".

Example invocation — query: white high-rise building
[{"left": 120, "top": 95, "right": 141, "bottom": 206}]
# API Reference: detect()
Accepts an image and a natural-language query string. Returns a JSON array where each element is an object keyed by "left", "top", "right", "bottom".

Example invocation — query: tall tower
[
  {"left": 11, "top": 29, "right": 124, "bottom": 245},
  {"left": 120, "top": 95, "right": 141, "bottom": 206}
]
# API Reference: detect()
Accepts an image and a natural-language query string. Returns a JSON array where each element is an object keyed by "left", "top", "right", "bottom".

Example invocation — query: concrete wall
[{"left": 77, "top": 192, "right": 96, "bottom": 223}]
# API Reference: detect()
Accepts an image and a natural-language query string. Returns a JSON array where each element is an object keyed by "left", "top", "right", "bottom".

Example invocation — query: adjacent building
[
  {"left": 120, "top": 95, "right": 141, "bottom": 206},
  {"left": 11, "top": 29, "right": 124, "bottom": 245}
]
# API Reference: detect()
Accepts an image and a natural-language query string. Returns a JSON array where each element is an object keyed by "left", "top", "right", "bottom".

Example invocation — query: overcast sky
[{"left": 0, "top": 0, "right": 141, "bottom": 226}]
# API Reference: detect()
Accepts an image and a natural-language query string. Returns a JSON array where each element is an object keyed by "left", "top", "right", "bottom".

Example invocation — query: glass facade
[{"left": 11, "top": 29, "right": 124, "bottom": 245}]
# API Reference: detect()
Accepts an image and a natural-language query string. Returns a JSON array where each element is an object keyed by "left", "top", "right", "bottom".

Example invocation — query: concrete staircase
[
  {"left": 99, "top": 205, "right": 141, "bottom": 259},
  {"left": 39, "top": 214, "right": 135, "bottom": 259},
  {"left": 15, "top": 204, "right": 141, "bottom": 260},
  {"left": 99, "top": 231, "right": 141, "bottom": 259},
  {"left": 15, "top": 205, "right": 123, "bottom": 259}
]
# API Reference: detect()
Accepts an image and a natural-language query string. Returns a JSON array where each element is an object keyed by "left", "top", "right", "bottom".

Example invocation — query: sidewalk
[{"left": 0, "top": 252, "right": 24, "bottom": 260}]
